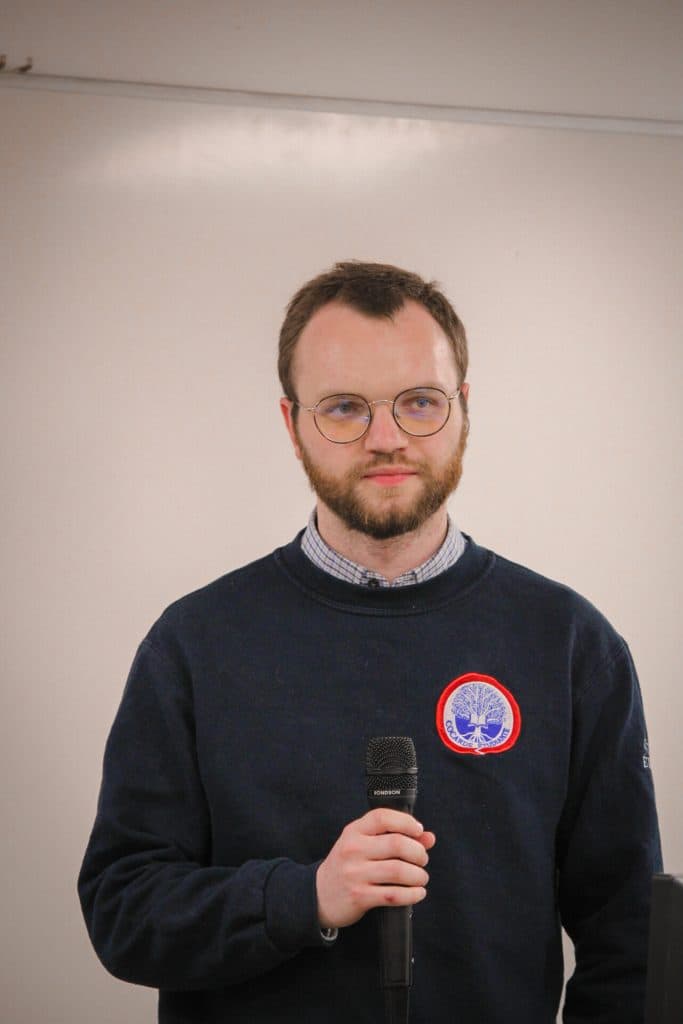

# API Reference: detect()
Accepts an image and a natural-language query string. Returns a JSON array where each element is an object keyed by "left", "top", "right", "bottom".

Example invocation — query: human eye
[
  {"left": 318, "top": 395, "right": 367, "bottom": 420},
  {"left": 400, "top": 389, "right": 443, "bottom": 417}
]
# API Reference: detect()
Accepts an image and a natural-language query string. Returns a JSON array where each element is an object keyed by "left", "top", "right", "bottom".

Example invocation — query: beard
[{"left": 297, "top": 427, "right": 468, "bottom": 541}]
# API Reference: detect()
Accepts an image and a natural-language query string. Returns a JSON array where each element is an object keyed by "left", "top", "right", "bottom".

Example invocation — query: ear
[
  {"left": 460, "top": 382, "right": 470, "bottom": 403},
  {"left": 280, "top": 398, "right": 303, "bottom": 461}
]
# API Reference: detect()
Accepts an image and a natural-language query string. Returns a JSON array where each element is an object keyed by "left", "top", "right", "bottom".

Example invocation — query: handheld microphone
[{"left": 366, "top": 737, "right": 418, "bottom": 1024}]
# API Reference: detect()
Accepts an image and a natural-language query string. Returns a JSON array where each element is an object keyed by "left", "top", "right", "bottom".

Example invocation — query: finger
[
  {"left": 419, "top": 831, "right": 436, "bottom": 851},
  {"left": 365, "top": 832, "right": 431, "bottom": 866},
  {"left": 360, "top": 808, "right": 426, "bottom": 838},
  {"left": 366, "top": 859, "right": 430, "bottom": 888},
  {"left": 368, "top": 885, "right": 428, "bottom": 910}
]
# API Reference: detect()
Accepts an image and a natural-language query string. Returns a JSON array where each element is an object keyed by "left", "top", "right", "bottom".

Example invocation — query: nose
[{"left": 362, "top": 401, "right": 408, "bottom": 453}]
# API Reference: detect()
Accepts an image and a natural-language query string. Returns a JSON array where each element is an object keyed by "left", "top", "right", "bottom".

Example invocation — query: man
[{"left": 79, "top": 261, "right": 661, "bottom": 1022}]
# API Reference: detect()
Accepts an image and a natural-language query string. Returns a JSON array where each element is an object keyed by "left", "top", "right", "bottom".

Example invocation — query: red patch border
[{"left": 436, "top": 672, "right": 522, "bottom": 755}]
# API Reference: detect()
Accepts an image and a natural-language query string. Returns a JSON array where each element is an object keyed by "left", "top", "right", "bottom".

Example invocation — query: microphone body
[{"left": 366, "top": 737, "right": 418, "bottom": 1021}]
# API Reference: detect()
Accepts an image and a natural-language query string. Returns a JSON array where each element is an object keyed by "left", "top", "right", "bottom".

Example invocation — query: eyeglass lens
[{"left": 314, "top": 388, "right": 451, "bottom": 442}]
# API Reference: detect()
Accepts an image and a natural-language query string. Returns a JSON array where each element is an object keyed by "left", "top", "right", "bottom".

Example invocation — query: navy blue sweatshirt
[{"left": 78, "top": 534, "right": 661, "bottom": 1022}]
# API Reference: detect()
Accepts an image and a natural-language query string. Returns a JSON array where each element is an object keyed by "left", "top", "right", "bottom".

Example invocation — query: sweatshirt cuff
[{"left": 264, "top": 859, "right": 332, "bottom": 953}]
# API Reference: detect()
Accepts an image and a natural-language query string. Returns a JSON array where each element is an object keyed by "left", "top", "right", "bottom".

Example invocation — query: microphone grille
[{"left": 366, "top": 736, "right": 417, "bottom": 774}]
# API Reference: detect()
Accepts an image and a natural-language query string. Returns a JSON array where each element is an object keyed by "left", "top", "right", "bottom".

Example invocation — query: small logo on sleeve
[{"left": 436, "top": 673, "right": 521, "bottom": 756}]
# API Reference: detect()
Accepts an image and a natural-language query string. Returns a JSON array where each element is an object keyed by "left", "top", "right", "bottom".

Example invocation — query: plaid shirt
[{"left": 301, "top": 510, "right": 466, "bottom": 588}]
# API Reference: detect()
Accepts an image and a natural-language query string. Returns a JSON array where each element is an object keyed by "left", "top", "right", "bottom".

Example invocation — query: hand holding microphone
[
  {"left": 316, "top": 739, "right": 429, "bottom": 1022},
  {"left": 316, "top": 736, "right": 434, "bottom": 930},
  {"left": 316, "top": 806, "right": 434, "bottom": 929}
]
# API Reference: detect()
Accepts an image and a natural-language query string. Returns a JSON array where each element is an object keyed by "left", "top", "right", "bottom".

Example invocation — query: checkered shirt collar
[{"left": 300, "top": 510, "right": 466, "bottom": 588}]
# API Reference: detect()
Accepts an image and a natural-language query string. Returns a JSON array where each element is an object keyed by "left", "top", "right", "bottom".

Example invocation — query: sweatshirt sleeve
[
  {"left": 557, "top": 639, "right": 662, "bottom": 1023},
  {"left": 77, "top": 637, "right": 329, "bottom": 992}
]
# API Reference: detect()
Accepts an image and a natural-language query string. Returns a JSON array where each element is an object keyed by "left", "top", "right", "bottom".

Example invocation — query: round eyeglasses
[{"left": 296, "top": 386, "right": 461, "bottom": 444}]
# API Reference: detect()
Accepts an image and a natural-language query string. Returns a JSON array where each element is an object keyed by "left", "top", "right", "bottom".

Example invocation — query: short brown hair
[{"left": 278, "top": 260, "right": 468, "bottom": 402}]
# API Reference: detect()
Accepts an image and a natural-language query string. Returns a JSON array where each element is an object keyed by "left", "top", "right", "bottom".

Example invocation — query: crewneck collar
[{"left": 274, "top": 531, "right": 494, "bottom": 616}]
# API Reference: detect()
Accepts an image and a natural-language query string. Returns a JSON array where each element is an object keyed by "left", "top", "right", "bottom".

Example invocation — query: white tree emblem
[{"left": 447, "top": 682, "right": 512, "bottom": 749}]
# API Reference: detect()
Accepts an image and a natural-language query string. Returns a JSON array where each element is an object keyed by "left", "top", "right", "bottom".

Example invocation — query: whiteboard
[{"left": 1, "top": 83, "right": 681, "bottom": 1023}]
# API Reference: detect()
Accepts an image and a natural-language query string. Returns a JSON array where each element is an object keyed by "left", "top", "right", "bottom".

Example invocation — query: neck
[{"left": 315, "top": 503, "right": 450, "bottom": 582}]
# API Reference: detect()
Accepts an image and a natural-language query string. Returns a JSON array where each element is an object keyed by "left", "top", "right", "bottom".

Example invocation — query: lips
[
  {"left": 363, "top": 467, "right": 417, "bottom": 478},
  {"left": 363, "top": 467, "right": 418, "bottom": 485}
]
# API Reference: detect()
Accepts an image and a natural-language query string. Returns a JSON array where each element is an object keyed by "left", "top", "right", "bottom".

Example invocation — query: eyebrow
[{"left": 314, "top": 382, "right": 457, "bottom": 400}]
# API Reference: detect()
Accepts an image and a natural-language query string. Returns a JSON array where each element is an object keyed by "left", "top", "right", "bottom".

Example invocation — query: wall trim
[{"left": 2, "top": 72, "right": 682, "bottom": 137}]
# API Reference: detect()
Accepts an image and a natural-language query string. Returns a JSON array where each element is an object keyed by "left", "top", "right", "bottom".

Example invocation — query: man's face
[{"left": 281, "top": 300, "right": 469, "bottom": 541}]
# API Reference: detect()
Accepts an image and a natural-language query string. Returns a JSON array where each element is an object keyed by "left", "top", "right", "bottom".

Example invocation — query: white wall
[{"left": 1, "top": 5, "right": 681, "bottom": 1022}]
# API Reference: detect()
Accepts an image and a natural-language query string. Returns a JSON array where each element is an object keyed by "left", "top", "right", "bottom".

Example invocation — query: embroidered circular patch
[{"left": 436, "top": 673, "right": 521, "bottom": 755}]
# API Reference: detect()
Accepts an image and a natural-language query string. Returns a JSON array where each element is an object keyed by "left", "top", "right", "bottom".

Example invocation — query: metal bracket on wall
[{"left": 0, "top": 56, "right": 34, "bottom": 73}]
